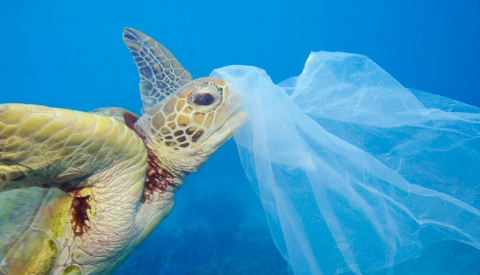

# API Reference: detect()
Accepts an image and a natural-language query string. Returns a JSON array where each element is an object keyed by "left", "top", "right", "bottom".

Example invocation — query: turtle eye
[
  {"left": 193, "top": 93, "right": 215, "bottom": 106},
  {"left": 188, "top": 80, "right": 223, "bottom": 109}
]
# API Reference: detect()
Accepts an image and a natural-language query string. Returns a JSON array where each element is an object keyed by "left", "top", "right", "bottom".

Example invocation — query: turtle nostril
[{"left": 193, "top": 93, "right": 215, "bottom": 106}]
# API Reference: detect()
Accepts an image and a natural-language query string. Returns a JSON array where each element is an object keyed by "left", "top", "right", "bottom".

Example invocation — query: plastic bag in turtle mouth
[{"left": 210, "top": 51, "right": 480, "bottom": 275}]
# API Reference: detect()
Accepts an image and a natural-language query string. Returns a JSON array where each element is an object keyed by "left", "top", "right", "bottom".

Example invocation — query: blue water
[{"left": 1, "top": 1, "right": 479, "bottom": 274}]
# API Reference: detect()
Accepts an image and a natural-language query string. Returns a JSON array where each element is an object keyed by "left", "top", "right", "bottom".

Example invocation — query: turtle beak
[
  {"left": 208, "top": 95, "right": 247, "bottom": 149},
  {"left": 226, "top": 95, "right": 248, "bottom": 136}
]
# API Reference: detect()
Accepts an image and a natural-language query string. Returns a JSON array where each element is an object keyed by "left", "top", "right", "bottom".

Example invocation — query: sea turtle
[{"left": 0, "top": 28, "right": 246, "bottom": 275}]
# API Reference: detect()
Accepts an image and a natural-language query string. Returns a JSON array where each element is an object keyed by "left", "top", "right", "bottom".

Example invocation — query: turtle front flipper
[
  {"left": 0, "top": 103, "right": 146, "bottom": 193},
  {"left": 123, "top": 28, "right": 193, "bottom": 113}
]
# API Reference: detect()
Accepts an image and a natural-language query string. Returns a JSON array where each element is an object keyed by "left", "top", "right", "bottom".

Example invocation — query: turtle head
[
  {"left": 123, "top": 28, "right": 246, "bottom": 178},
  {"left": 136, "top": 77, "right": 245, "bottom": 177}
]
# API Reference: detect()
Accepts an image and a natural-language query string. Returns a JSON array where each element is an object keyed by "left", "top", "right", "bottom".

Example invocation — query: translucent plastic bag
[{"left": 211, "top": 52, "right": 480, "bottom": 275}]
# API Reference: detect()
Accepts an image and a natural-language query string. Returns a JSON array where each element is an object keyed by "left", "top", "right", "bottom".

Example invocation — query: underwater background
[{"left": 1, "top": 1, "right": 479, "bottom": 274}]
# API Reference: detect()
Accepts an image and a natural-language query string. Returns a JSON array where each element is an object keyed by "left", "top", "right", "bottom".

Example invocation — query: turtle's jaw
[
  {"left": 208, "top": 111, "right": 248, "bottom": 149},
  {"left": 207, "top": 94, "right": 247, "bottom": 149}
]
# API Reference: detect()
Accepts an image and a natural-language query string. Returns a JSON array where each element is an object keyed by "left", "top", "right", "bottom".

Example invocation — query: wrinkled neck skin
[
  {"left": 132, "top": 115, "right": 189, "bottom": 179},
  {"left": 120, "top": 112, "right": 217, "bottom": 259},
  {"left": 124, "top": 114, "right": 192, "bottom": 245}
]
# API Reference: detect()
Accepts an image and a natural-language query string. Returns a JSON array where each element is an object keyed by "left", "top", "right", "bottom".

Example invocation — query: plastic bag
[{"left": 211, "top": 52, "right": 480, "bottom": 275}]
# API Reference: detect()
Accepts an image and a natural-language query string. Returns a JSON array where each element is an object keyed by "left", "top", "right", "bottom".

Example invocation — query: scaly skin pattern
[
  {"left": 0, "top": 104, "right": 174, "bottom": 274},
  {"left": 123, "top": 27, "right": 193, "bottom": 113}
]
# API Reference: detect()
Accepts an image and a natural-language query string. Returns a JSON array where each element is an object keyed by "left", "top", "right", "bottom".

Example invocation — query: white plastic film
[{"left": 211, "top": 52, "right": 480, "bottom": 275}]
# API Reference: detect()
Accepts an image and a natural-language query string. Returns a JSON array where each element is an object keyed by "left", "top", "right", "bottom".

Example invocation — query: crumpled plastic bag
[{"left": 211, "top": 51, "right": 480, "bottom": 275}]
